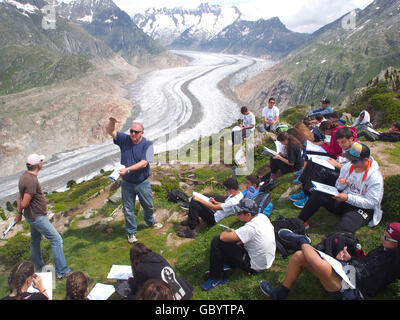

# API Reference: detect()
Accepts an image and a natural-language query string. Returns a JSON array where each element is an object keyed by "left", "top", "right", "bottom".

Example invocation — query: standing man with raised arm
[
  {"left": 106, "top": 117, "right": 162, "bottom": 244},
  {"left": 16, "top": 154, "right": 71, "bottom": 280}
]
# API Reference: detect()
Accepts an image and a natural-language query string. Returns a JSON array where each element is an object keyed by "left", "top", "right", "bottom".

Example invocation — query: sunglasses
[
  {"left": 130, "top": 129, "right": 143, "bottom": 134},
  {"left": 383, "top": 232, "right": 398, "bottom": 243}
]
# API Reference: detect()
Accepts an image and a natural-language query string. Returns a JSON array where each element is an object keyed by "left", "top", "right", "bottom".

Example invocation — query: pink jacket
[{"left": 322, "top": 126, "right": 357, "bottom": 158}]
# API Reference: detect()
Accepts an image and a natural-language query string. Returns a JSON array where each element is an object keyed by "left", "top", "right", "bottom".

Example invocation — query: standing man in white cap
[
  {"left": 106, "top": 117, "right": 162, "bottom": 244},
  {"left": 16, "top": 154, "right": 72, "bottom": 280}
]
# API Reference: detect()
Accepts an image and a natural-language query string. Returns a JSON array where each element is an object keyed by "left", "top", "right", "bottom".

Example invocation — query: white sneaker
[
  {"left": 146, "top": 222, "right": 163, "bottom": 230},
  {"left": 127, "top": 234, "right": 138, "bottom": 244}
]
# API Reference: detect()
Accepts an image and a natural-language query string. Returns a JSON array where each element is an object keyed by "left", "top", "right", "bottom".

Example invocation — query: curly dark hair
[
  {"left": 137, "top": 279, "right": 174, "bottom": 300},
  {"left": 8, "top": 261, "right": 35, "bottom": 300},
  {"left": 65, "top": 272, "right": 89, "bottom": 300}
]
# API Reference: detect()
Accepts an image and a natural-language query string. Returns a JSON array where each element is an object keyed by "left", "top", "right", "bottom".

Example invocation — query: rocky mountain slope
[{"left": 237, "top": 0, "right": 400, "bottom": 113}]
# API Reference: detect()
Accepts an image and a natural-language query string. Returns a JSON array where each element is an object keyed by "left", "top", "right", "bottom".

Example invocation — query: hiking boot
[
  {"left": 201, "top": 278, "right": 228, "bottom": 291},
  {"left": 127, "top": 234, "right": 138, "bottom": 244},
  {"left": 177, "top": 227, "right": 197, "bottom": 239},
  {"left": 288, "top": 190, "right": 306, "bottom": 202},
  {"left": 293, "top": 196, "right": 308, "bottom": 209},
  {"left": 145, "top": 222, "right": 163, "bottom": 230},
  {"left": 278, "top": 228, "right": 311, "bottom": 246},
  {"left": 204, "top": 265, "right": 233, "bottom": 279},
  {"left": 56, "top": 270, "right": 73, "bottom": 281},
  {"left": 259, "top": 280, "right": 278, "bottom": 300}
]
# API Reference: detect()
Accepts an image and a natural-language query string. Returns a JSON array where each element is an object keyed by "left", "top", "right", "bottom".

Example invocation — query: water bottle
[
  {"left": 42, "top": 264, "right": 56, "bottom": 289},
  {"left": 356, "top": 243, "right": 365, "bottom": 257}
]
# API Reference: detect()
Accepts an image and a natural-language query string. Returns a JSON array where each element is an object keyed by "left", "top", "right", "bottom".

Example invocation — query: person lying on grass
[{"left": 259, "top": 222, "right": 400, "bottom": 300}]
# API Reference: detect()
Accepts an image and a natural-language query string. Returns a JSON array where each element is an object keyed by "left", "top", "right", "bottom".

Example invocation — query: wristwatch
[{"left": 127, "top": 168, "right": 131, "bottom": 174}]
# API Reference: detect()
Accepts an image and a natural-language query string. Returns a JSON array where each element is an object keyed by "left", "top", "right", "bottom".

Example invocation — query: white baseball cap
[{"left": 27, "top": 154, "right": 45, "bottom": 166}]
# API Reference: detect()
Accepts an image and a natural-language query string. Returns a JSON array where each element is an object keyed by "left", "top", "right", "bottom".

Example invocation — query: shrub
[
  {"left": 0, "top": 208, "right": 6, "bottom": 221},
  {"left": 66, "top": 180, "right": 76, "bottom": 189},
  {"left": 382, "top": 175, "right": 400, "bottom": 219},
  {"left": 0, "top": 234, "right": 31, "bottom": 266},
  {"left": 280, "top": 105, "right": 309, "bottom": 126},
  {"left": 6, "top": 202, "right": 13, "bottom": 212}
]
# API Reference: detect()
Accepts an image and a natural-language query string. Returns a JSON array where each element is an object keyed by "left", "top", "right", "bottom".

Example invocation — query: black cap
[
  {"left": 232, "top": 198, "right": 258, "bottom": 216},
  {"left": 321, "top": 97, "right": 330, "bottom": 104}
]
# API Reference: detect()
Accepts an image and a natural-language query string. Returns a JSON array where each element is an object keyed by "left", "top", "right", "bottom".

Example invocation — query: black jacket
[
  {"left": 128, "top": 252, "right": 193, "bottom": 300},
  {"left": 352, "top": 245, "right": 400, "bottom": 298},
  {"left": 379, "top": 132, "right": 400, "bottom": 142}
]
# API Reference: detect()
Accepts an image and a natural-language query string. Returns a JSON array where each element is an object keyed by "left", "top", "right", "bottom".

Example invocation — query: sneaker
[
  {"left": 145, "top": 222, "right": 163, "bottom": 230},
  {"left": 204, "top": 265, "right": 233, "bottom": 279},
  {"left": 56, "top": 270, "right": 73, "bottom": 281},
  {"left": 180, "top": 202, "right": 190, "bottom": 210},
  {"left": 293, "top": 179, "right": 301, "bottom": 185},
  {"left": 288, "top": 190, "right": 306, "bottom": 202},
  {"left": 177, "top": 227, "right": 198, "bottom": 239},
  {"left": 127, "top": 233, "right": 138, "bottom": 244},
  {"left": 293, "top": 196, "right": 308, "bottom": 209},
  {"left": 259, "top": 280, "right": 278, "bottom": 300},
  {"left": 278, "top": 228, "right": 311, "bottom": 246},
  {"left": 201, "top": 278, "right": 228, "bottom": 291},
  {"left": 294, "top": 170, "right": 302, "bottom": 177}
]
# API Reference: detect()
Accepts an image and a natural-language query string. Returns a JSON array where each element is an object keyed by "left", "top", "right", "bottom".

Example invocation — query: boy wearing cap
[
  {"left": 297, "top": 142, "right": 384, "bottom": 233},
  {"left": 16, "top": 154, "right": 71, "bottom": 280},
  {"left": 308, "top": 98, "right": 333, "bottom": 120},
  {"left": 201, "top": 198, "right": 276, "bottom": 291},
  {"left": 260, "top": 222, "right": 400, "bottom": 300}
]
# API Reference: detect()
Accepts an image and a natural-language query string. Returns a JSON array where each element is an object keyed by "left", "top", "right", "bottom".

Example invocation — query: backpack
[
  {"left": 250, "top": 191, "right": 273, "bottom": 217},
  {"left": 314, "top": 231, "right": 364, "bottom": 258},
  {"left": 272, "top": 216, "right": 306, "bottom": 258},
  {"left": 258, "top": 172, "right": 277, "bottom": 193},
  {"left": 167, "top": 189, "right": 189, "bottom": 203}
]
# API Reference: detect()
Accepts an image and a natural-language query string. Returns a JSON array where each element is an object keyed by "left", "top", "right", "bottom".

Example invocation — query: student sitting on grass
[
  {"left": 65, "top": 271, "right": 90, "bottom": 300},
  {"left": 297, "top": 142, "right": 384, "bottom": 233},
  {"left": 268, "top": 132, "right": 304, "bottom": 181},
  {"left": 127, "top": 243, "right": 193, "bottom": 300},
  {"left": 1, "top": 261, "right": 49, "bottom": 300},
  {"left": 357, "top": 121, "right": 400, "bottom": 142},
  {"left": 330, "top": 112, "right": 346, "bottom": 126},
  {"left": 201, "top": 198, "right": 276, "bottom": 291},
  {"left": 352, "top": 110, "right": 372, "bottom": 131},
  {"left": 289, "top": 127, "right": 357, "bottom": 212},
  {"left": 178, "top": 178, "right": 243, "bottom": 239},
  {"left": 260, "top": 222, "right": 400, "bottom": 300}
]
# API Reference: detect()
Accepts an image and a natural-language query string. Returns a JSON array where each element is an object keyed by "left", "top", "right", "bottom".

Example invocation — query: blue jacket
[
  {"left": 308, "top": 105, "right": 333, "bottom": 118},
  {"left": 242, "top": 188, "right": 274, "bottom": 217}
]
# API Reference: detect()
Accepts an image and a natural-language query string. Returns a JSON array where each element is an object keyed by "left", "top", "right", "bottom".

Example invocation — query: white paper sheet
[
  {"left": 314, "top": 249, "right": 355, "bottom": 289},
  {"left": 311, "top": 181, "right": 339, "bottom": 196},
  {"left": 232, "top": 126, "right": 242, "bottom": 132},
  {"left": 309, "top": 156, "right": 336, "bottom": 170},
  {"left": 107, "top": 265, "right": 133, "bottom": 280},
  {"left": 192, "top": 192, "right": 211, "bottom": 203},
  {"left": 262, "top": 146, "right": 277, "bottom": 156},
  {"left": 27, "top": 272, "right": 53, "bottom": 300},
  {"left": 88, "top": 283, "right": 116, "bottom": 300},
  {"left": 306, "top": 140, "right": 328, "bottom": 154}
]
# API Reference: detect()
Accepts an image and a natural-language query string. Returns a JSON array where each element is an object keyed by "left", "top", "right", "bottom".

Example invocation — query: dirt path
[{"left": 363, "top": 141, "right": 400, "bottom": 177}]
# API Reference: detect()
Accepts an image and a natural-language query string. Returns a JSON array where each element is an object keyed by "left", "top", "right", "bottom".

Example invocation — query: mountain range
[{"left": 133, "top": 3, "right": 310, "bottom": 59}]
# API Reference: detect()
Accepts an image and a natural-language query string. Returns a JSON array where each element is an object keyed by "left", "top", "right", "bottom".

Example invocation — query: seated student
[
  {"left": 330, "top": 112, "right": 346, "bottom": 126},
  {"left": 242, "top": 175, "right": 273, "bottom": 217},
  {"left": 260, "top": 223, "right": 400, "bottom": 300},
  {"left": 260, "top": 97, "right": 280, "bottom": 132},
  {"left": 297, "top": 142, "right": 384, "bottom": 233},
  {"left": 137, "top": 279, "right": 174, "bottom": 300},
  {"left": 308, "top": 98, "right": 333, "bottom": 120},
  {"left": 269, "top": 132, "right": 304, "bottom": 181},
  {"left": 127, "top": 243, "right": 193, "bottom": 300},
  {"left": 65, "top": 271, "right": 90, "bottom": 300},
  {"left": 358, "top": 121, "right": 400, "bottom": 142},
  {"left": 310, "top": 114, "right": 327, "bottom": 143},
  {"left": 289, "top": 127, "right": 357, "bottom": 211},
  {"left": 1, "top": 261, "right": 49, "bottom": 300},
  {"left": 201, "top": 198, "right": 276, "bottom": 291},
  {"left": 319, "top": 120, "right": 357, "bottom": 159},
  {"left": 232, "top": 106, "right": 256, "bottom": 144},
  {"left": 177, "top": 178, "right": 243, "bottom": 239}
]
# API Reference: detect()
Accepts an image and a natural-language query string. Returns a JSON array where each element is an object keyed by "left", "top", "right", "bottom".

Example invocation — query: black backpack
[
  {"left": 252, "top": 192, "right": 273, "bottom": 217},
  {"left": 272, "top": 216, "right": 306, "bottom": 258},
  {"left": 167, "top": 189, "right": 189, "bottom": 203},
  {"left": 314, "top": 231, "right": 364, "bottom": 258},
  {"left": 258, "top": 172, "right": 277, "bottom": 193}
]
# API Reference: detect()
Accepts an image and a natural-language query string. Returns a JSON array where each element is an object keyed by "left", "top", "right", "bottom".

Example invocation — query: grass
[{"left": 0, "top": 136, "right": 399, "bottom": 301}]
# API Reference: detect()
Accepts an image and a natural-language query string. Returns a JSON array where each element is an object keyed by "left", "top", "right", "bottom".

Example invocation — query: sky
[{"left": 61, "top": 0, "right": 375, "bottom": 33}]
